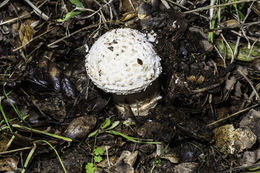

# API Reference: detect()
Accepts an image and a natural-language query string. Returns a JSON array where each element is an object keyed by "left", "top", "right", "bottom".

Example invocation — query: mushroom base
[{"left": 112, "top": 80, "right": 161, "bottom": 116}]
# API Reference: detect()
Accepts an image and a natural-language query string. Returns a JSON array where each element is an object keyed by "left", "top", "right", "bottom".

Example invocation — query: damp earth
[{"left": 0, "top": 0, "right": 260, "bottom": 173}]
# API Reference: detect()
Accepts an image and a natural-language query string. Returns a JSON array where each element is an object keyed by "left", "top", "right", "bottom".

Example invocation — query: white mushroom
[{"left": 85, "top": 28, "right": 162, "bottom": 116}]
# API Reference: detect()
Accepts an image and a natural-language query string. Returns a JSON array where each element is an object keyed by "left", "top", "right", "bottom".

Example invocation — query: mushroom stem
[{"left": 113, "top": 80, "right": 161, "bottom": 116}]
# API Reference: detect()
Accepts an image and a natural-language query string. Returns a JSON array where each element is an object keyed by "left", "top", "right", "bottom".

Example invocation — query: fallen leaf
[{"left": 19, "top": 24, "right": 35, "bottom": 47}]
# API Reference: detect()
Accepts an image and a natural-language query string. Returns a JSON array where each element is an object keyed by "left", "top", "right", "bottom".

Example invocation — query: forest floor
[{"left": 0, "top": 0, "right": 260, "bottom": 173}]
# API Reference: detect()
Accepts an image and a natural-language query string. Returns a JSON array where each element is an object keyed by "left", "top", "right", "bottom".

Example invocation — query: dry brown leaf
[
  {"left": 0, "top": 134, "right": 10, "bottom": 152},
  {"left": 19, "top": 24, "right": 35, "bottom": 46},
  {"left": 120, "top": 12, "right": 137, "bottom": 22},
  {"left": 0, "top": 158, "right": 18, "bottom": 172},
  {"left": 120, "top": 0, "right": 139, "bottom": 12},
  {"left": 220, "top": 19, "right": 239, "bottom": 28},
  {"left": 252, "top": 1, "right": 260, "bottom": 16}
]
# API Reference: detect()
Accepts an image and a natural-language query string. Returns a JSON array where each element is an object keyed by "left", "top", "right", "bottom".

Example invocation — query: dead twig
[
  {"left": 249, "top": 83, "right": 260, "bottom": 102},
  {"left": 210, "top": 21, "right": 260, "bottom": 31},
  {"left": 191, "top": 80, "right": 225, "bottom": 93},
  {"left": 184, "top": 0, "right": 257, "bottom": 14},
  {"left": 220, "top": 34, "right": 235, "bottom": 64},
  {"left": 0, "top": 0, "right": 49, "bottom": 26},
  {"left": 230, "top": 30, "right": 260, "bottom": 42},
  {"left": 81, "top": 0, "right": 113, "bottom": 19},
  {"left": 0, "top": 0, "right": 9, "bottom": 8},
  {"left": 209, "top": 0, "right": 216, "bottom": 29},
  {"left": 23, "top": 0, "right": 49, "bottom": 20},
  {"left": 221, "top": 162, "right": 260, "bottom": 173},
  {"left": 213, "top": 44, "right": 226, "bottom": 67},
  {"left": 12, "top": 27, "right": 54, "bottom": 52},
  {"left": 207, "top": 103, "right": 260, "bottom": 128},
  {"left": 0, "top": 14, "right": 31, "bottom": 26},
  {"left": 47, "top": 23, "right": 104, "bottom": 48},
  {"left": 0, "top": 147, "right": 33, "bottom": 155},
  {"left": 232, "top": 2, "right": 254, "bottom": 63},
  {"left": 237, "top": 68, "right": 260, "bottom": 101},
  {"left": 167, "top": 0, "right": 209, "bottom": 20}
]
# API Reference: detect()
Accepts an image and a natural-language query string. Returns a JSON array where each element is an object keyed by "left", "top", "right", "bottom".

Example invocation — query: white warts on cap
[{"left": 85, "top": 28, "right": 162, "bottom": 95}]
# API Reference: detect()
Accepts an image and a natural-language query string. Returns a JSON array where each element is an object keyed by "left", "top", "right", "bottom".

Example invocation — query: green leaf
[
  {"left": 215, "top": 39, "right": 260, "bottom": 62},
  {"left": 57, "top": 11, "right": 81, "bottom": 22},
  {"left": 107, "top": 130, "right": 140, "bottom": 143},
  {"left": 107, "top": 130, "right": 161, "bottom": 144},
  {"left": 208, "top": 32, "right": 214, "bottom": 44},
  {"left": 154, "top": 157, "right": 161, "bottom": 166},
  {"left": 237, "top": 10, "right": 245, "bottom": 20},
  {"left": 94, "top": 155, "right": 103, "bottom": 163},
  {"left": 70, "top": 0, "right": 84, "bottom": 8},
  {"left": 123, "top": 119, "right": 135, "bottom": 126},
  {"left": 85, "top": 163, "right": 96, "bottom": 173},
  {"left": 94, "top": 147, "right": 104, "bottom": 156},
  {"left": 101, "top": 118, "right": 111, "bottom": 129},
  {"left": 208, "top": 12, "right": 218, "bottom": 43},
  {"left": 88, "top": 130, "right": 98, "bottom": 138},
  {"left": 106, "top": 121, "right": 120, "bottom": 130}
]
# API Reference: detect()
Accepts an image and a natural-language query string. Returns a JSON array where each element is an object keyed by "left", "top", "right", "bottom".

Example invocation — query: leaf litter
[{"left": 0, "top": 0, "right": 260, "bottom": 173}]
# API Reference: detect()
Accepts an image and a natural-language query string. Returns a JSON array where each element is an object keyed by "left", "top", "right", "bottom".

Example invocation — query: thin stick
[
  {"left": 230, "top": 30, "right": 260, "bottom": 42},
  {"left": 0, "top": 147, "right": 32, "bottom": 155},
  {"left": 0, "top": 0, "right": 9, "bottom": 8},
  {"left": 220, "top": 33, "right": 235, "bottom": 64},
  {"left": 47, "top": 23, "right": 102, "bottom": 47},
  {"left": 105, "top": 146, "right": 111, "bottom": 166},
  {"left": 237, "top": 68, "right": 260, "bottom": 101},
  {"left": 81, "top": 0, "right": 113, "bottom": 19},
  {"left": 210, "top": 21, "right": 260, "bottom": 31},
  {"left": 23, "top": 0, "right": 49, "bottom": 20},
  {"left": 213, "top": 45, "right": 226, "bottom": 67},
  {"left": 0, "top": 14, "right": 30, "bottom": 26},
  {"left": 207, "top": 103, "right": 260, "bottom": 127},
  {"left": 0, "top": 0, "right": 49, "bottom": 26},
  {"left": 128, "top": 0, "right": 136, "bottom": 11},
  {"left": 167, "top": 0, "right": 209, "bottom": 20},
  {"left": 221, "top": 163, "right": 260, "bottom": 173},
  {"left": 184, "top": 0, "right": 256, "bottom": 14},
  {"left": 232, "top": 2, "right": 254, "bottom": 63},
  {"left": 12, "top": 27, "right": 54, "bottom": 52},
  {"left": 12, "top": 124, "right": 72, "bottom": 142},
  {"left": 191, "top": 80, "right": 224, "bottom": 93}
]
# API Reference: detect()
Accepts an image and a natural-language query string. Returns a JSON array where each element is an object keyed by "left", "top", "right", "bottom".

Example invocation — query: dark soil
[{"left": 0, "top": 0, "right": 260, "bottom": 173}]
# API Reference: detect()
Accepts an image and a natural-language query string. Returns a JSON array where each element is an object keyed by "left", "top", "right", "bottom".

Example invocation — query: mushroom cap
[{"left": 85, "top": 28, "right": 162, "bottom": 95}]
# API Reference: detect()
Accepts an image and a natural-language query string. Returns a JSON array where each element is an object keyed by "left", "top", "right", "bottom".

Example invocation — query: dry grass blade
[
  {"left": 13, "top": 28, "right": 54, "bottom": 52},
  {"left": 207, "top": 103, "right": 260, "bottom": 128},
  {"left": 167, "top": 0, "right": 209, "bottom": 20},
  {"left": 237, "top": 68, "right": 260, "bottom": 101},
  {"left": 23, "top": 0, "right": 49, "bottom": 20},
  {"left": 0, "top": 147, "right": 33, "bottom": 155},
  {"left": 0, "top": 0, "right": 9, "bottom": 8},
  {"left": 184, "top": 0, "right": 257, "bottom": 14}
]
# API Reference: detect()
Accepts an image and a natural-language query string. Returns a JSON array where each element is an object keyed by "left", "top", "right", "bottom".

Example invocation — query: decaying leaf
[
  {"left": 215, "top": 39, "right": 260, "bottom": 62},
  {"left": 120, "top": 12, "right": 137, "bottom": 22},
  {"left": 0, "top": 157, "right": 19, "bottom": 172},
  {"left": 220, "top": 19, "right": 239, "bottom": 28},
  {"left": 107, "top": 150, "right": 138, "bottom": 173},
  {"left": 174, "top": 162, "right": 198, "bottom": 173},
  {"left": 0, "top": 133, "right": 10, "bottom": 152},
  {"left": 240, "top": 109, "right": 260, "bottom": 141},
  {"left": 19, "top": 24, "right": 35, "bottom": 46},
  {"left": 64, "top": 115, "right": 97, "bottom": 140},
  {"left": 213, "top": 124, "right": 257, "bottom": 154},
  {"left": 252, "top": 1, "right": 260, "bottom": 16},
  {"left": 120, "top": 0, "right": 138, "bottom": 12}
]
